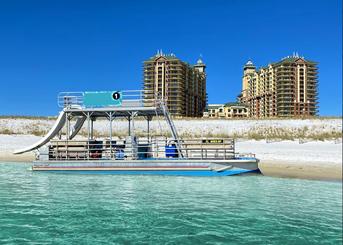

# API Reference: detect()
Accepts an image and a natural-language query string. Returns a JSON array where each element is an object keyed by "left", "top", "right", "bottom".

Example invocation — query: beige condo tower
[
  {"left": 143, "top": 51, "right": 207, "bottom": 117},
  {"left": 239, "top": 54, "right": 318, "bottom": 118}
]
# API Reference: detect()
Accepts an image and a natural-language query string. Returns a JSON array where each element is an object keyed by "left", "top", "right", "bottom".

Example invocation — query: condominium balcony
[
  {"left": 276, "top": 86, "right": 292, "bottom": 90},
  {"left": 277, "top": 109, "right": 296, "bottom": 113},
  {"left": 276, "top": 74, "right": 295, "bottom": 78},
  {"left": 278, "top": 101, "right": 295, "bottom": 105},
  {"left": 306, "top": 84, "right": 318, "bottom": 88},
  {"left": 306, "top": 99, "right": 318, "bottom": 103},
  {"left": 307, "top": 72, "right": 318, "bottom": 76},
  {"left": 277, "top": 82, "right": 295, "bottom": 86},
  {"left": 277, "top": 77, "right": 295, "bottom": 80},
  {"left": 306, "top": 91, "right": 318, "bottom": 95},
  {"left": 277, "top": 93, "right": 294, "bottom": 97},
  {"left": 277, "top": 82, "right": 294, "bottom": 85},
  {"left": 167, "top": 67, "right": 184, "bottom": 70},
  {"left": 276, "top": 72, "right": 295, "bottom": 75},
  {"left": 167, "top": 98, "right": 187, "bottom": 102},
  {"left": 143, "top": 84, "right": 155, "bottom": 88},
  {"left": 306, "top": 73, "right": 318, "bottom": 77},
  {"left": 278, "top": 68, "right": 294, "bottom": 71},
  {"left": 306, "top": 77, "right": 318, "bottom": 81},
  {"left": 306, "top": 105, "right": 318, "bottom": 109},
  {"left": 307, "top": 79, "right": 318, "bottom": 82},
  {"left": 278, "top": 78, "right": 295, "bottom": 82},
  {"left": 277, "top": 100, "right": 294, "bottom": 104},
  {"left": 277, "top": 87, "right": 294, "bottom": 91}
]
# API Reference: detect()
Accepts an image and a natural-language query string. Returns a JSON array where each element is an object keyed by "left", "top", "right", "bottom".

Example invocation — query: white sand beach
[
  {"left": 236, "top": 140, "right": 342, "bottom": 181},
  {"left": 0, "top": 118, "right": 341, "bottom": 180}
]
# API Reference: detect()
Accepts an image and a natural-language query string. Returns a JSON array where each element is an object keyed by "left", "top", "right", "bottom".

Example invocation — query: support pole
[
  {"left": 128, "top": 115, "right": 131, "bottom": 136},
  {"left": 87, "top": 112, "right": 90, "bottom": 140},
  {"left": 147, "top": 118, "right": 150, "bottom": 143},
  {"left": 146, "top": 115, "right": 152, "bottom": 143},
  {"left": 91, "top": 118, "right": 94, "bottom": 139},
  {"left": 66, "top": 112, "right": 69, "bottom": 141},
  {"left": 66, "top": 112, "right": 70, "bottom": 159},
  {"left": 109, "top": 112, "right": 113, "bottom": 158},
  {"left": 109, "top": 112, "right": 113, "bottom": 141},
  {"left": 132, "top": 112, "right": 135, "bottom": 135}
]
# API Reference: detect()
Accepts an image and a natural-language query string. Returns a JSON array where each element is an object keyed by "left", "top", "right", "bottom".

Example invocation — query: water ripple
[{"left": 0, "top": 163, "right": 341, "bottom": 244}]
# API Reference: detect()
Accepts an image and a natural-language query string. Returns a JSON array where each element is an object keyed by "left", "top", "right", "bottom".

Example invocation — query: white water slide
[{"left": 13, "top": 110, "right": 86, "bottom": 154}]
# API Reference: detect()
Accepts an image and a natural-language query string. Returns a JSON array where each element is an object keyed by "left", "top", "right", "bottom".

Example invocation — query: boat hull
[
  {"left": 31, "top": 158, "right": 259, "bottom": 176},
  {"left": 34, "top": 169, "right": 259, "bottom": 176}
]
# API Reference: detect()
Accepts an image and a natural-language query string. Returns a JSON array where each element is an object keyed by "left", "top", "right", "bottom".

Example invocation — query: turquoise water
[{"left": 0, "top": 163, "right": 341, "bottom": 244}]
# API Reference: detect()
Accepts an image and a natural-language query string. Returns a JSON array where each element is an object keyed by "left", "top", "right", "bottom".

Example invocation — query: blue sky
[{"left": 0, "top": 0, "right": 341, "bottom": 116}]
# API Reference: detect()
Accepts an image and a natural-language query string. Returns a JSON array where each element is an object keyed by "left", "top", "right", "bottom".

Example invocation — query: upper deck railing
[{"left": 58, "top": 90, "right": 156, "bottom": 108}]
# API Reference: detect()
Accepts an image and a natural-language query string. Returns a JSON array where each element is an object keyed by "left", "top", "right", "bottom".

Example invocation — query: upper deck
[{"left": 58, "top": 90, "right": 164, "bottom": 118}]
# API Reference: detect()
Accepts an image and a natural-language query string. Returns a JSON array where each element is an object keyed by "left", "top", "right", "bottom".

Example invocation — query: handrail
[
  {"left": 58, "top": 92, "right": 84, "bottom": 108},
  {"left": 44, "top": 138, "right": 237, "bottom": 161}
]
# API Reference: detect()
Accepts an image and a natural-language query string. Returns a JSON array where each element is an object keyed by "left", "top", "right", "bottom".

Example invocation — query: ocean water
[{"left": 0, "top": 163, "right": 341, "bottom": 244}]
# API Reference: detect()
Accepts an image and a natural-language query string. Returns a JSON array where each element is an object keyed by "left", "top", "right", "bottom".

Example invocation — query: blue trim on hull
[{"left": 34, "top": 169, "right": 259, "bottom": 176}]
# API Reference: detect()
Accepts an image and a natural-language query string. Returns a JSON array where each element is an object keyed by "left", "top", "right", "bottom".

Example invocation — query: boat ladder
[{"left": 159, "top": 99, "right": 185, "bottom": 158}]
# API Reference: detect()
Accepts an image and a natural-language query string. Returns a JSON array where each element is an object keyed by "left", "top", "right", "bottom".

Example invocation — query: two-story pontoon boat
[{"left": 14, "top": 90, "right": 259, "bottom": 176}]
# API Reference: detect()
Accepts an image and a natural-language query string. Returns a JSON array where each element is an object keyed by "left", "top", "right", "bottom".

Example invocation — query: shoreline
[
  {"left": 1, "top": 134, "right": 341, "bottom": 182},
  {"left": 0, "top": 151, "right": 341, "bottom": 182},
  {"left": 258, "top": 160, "right": 342, "bottom": 181},
  {"left": 0, "top": 152, "right": 35, "bottom": 162}
]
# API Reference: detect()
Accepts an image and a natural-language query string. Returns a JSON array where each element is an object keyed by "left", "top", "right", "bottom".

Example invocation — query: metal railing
[
  {"left": 58, "top": 92, "right": 84, "bottom": 108},
  {"left": 58, "top": 90, "right": 157, "bottom": 108},
  {"left": 44, "top": 138, "right": 240, "bottom": 161}
]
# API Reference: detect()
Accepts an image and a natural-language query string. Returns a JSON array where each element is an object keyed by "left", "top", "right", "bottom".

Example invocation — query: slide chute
[{"left": 14, "top": 110, "right": 67, "bottom": 154}]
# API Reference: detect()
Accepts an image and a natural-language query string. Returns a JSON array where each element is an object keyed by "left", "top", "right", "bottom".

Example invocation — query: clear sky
[{"left": 0, "top": 0, "right": 341, "bottom": 116}]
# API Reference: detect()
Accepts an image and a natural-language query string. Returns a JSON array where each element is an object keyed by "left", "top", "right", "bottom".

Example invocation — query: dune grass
[{"left": 0, "top": 117, "right": 341, "bottom": 141}]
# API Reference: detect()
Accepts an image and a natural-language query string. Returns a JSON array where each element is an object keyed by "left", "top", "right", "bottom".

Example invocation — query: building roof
[
  {"left": 244, "top": 59, "right": 255, "bottom": 68},
  {"left": 207, "top": 104, "right": 224, "bottom": 109},
  {"left": 272, "top": 56, "right": 317, "bottom": 66},
  {"left": 246, "top": 55, "right": 317, "bottom": 74},
  {"left": 144, "top": 52, "right": 204, "bottom": 68},
  {"left": 194, "top": 57, "right": 206, "bottom": 67},
  {"left": 246, "top": 60, "right": 253, "bottom": 65},
  {"left": 144, "top": 54, "right": 179, "bottom": 62},
  {"left": 224, "top": 102, "right": 248, "bottom": 107}
]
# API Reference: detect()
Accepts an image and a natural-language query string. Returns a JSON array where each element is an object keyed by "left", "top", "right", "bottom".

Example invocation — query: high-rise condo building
[
  {"left": 143, "top": 51, "right": 207, "bottom": 117},
  {"left": 239, "top": 54, "right": 318, "bottom": 117}
]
